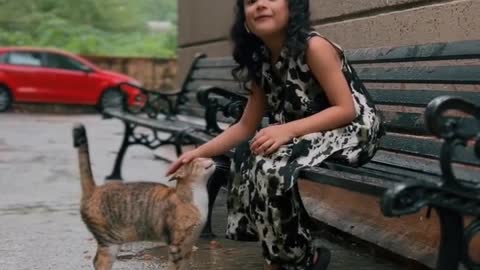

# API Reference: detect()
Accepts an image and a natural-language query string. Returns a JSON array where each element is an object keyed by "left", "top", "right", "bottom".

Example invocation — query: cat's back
[
  {"left": 85, "top": 182, "right": 174, "bottom": 207},
  {"left": 80, "top": 181, "right": 176, "bottom": 244},
  {"left": 81, "top": 181, "right": 175, "bottom": 223},
  {"left": 101, "top": 181, "right": 172, "bottom": 195}
]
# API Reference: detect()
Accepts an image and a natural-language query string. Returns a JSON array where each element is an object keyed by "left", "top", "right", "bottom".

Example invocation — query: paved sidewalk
[{"left": 0, "top": 113, "right": 404, "bottom": 269}]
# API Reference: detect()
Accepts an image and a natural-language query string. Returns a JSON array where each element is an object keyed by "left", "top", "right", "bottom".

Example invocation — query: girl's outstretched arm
[{"left": 166, "top": 82, "right": 266, "bottom": 175}]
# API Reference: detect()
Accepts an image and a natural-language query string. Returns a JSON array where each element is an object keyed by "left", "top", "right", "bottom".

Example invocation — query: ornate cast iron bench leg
[
  {"left": 436, "top": 208, "right": 464, "bottom": 270},
  {"left": 106, "top": 121, "right": 134, "bottom": 181}
]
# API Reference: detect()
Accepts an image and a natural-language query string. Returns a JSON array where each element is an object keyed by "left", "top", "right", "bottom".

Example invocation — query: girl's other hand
[
  {"left": 165, "top": 149, "right": 201, "bottom": 176},
  {"left": 250, "top": 124, "right": 295, "bottom": 156}
]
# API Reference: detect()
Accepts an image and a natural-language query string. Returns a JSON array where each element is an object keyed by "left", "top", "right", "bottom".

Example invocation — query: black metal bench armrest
[
  {"left": 382, "top": 96, "right": 480, "bottom": 218},
  {"left": 118, "top": 82, "right": 183, "bottom": 119},
  {"left": 196, "top": 86, "right": 247, "bottom": 135},
  {"left": 425, "top": 95, "right": 480, "bottom": 142},
  {"left": 424, "top": 96, "right": 480, "bottom": 188}
]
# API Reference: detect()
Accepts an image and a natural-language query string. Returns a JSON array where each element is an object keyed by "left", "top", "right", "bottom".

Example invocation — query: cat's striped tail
[{"left": 72, "top": 123, "right": 96, "bottom": 200}]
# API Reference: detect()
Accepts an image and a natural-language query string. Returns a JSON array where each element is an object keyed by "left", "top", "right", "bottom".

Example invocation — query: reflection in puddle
[
  {"left": 111, "top": 238, "right": 264, "bottom": 269},
  {"left": 0, "top": 202, "right": 78, "bottom": 216}
]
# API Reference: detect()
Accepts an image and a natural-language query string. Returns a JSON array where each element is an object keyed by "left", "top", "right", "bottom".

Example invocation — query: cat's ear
[
  {"left": 168, "top": 175, "right": 179, "bottom": 182},
  {"left": 168, "top": 166, "right": 186, "bottom": 182}
]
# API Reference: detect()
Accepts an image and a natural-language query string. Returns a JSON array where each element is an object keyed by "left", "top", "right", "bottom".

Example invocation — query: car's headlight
[{"left": 128, "top": 80, "right": 142, "bottom": 87}]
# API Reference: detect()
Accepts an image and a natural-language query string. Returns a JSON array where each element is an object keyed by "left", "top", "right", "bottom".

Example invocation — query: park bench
[
  {"left": 297, "top": 40, "right": 480, "bottom": 270},
  {"left": 102, "top": 53, "right": 246, "bottom": 180},
  {"left": 103, "top": 40, "right": 479, "bottom": 269},
  {"left": 191, "top": 40, "right": 480, "bottom": 270}
]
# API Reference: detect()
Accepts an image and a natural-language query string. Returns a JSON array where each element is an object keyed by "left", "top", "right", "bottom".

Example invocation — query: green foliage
[{"left": 0, "top": 0, "right": 177, "bottom": 57}]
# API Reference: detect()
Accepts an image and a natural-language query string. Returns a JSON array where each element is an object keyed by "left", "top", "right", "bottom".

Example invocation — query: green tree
[{"left": 0, "top": 0, "right": 177, "bottom": 57}]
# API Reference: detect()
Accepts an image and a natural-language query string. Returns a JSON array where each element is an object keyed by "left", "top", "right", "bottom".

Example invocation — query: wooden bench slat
[
  {"left": 191, "top": 68, "right": 235, "bottom": 81},
  {"left": 300, "top": 166, "right": 396, "bottom": 196},
  {"left": 380, "top": 133, "right": 479, "bottom": 166},
  {"left": 359, "top": 162, "right": 441, "bottom": 183},
  {"left": 104, "top": 109, "right": 205, "bottom": 132},
  {"left": 187, "top": 84, "right": 480, "bottom": 107},
  {"left": 302, "top": 151, "right": 479, "bottom": 198},
  {"left": 325, "top": 162, "right": 420, "bottom": 183},
  {"left": 346, "top": 40, "right": 480, "bottom": 63},
  {"left": 369, "top": 89, "right": 480, "bottom": 107},
  {"left": 193, "top": 64, "right": 480, "bottom": 84},
  {"left": 312, "top": 156, "right": 479, "bottom": 198},
  {"left": 185, "top": 80, "right": 242, "bottom": 93},
  {"left": 177, "top": 105, "right": 205, "bottom": 119},
  {"left": 355, "top": 65, "right": 480, "bottom": 84},
  {"left": 381, "top": 111, "right": 428, "bottom": 134},
  {"left": 183, "top": 88, "right": 479, "bottom": 138},
  {"left": 361, "top": 162, "right": 479, "bottom": 189},
  {"left": 187, "top": 83, "right": 480, "bottom": 108},
  {"left": 371, "top": 150, "right": 440, "bottom": 176},
  {"left": 380, "top": 111, "right": 478, "bottom": 136},
  {"left": 194, "top": 40, "right": 480, "bottom": 66},
  {"left": 370, "top": 150, "right": 480, "bottom": 183},
  {"left": 325, "top": 162, "right": 447, "bottom": 191},
  {"left": 196, "top": 57, "right": 237, "bottom": 68}
]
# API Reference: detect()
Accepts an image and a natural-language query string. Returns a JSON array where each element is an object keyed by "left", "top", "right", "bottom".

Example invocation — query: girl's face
[{"left": 244, "top": 0, "right": 289, "bottom": 38}]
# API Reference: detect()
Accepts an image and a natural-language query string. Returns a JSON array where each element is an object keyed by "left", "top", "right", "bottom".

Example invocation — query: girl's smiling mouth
[{"left": 255, "top": 15, "right": 272, "bottom": 21}]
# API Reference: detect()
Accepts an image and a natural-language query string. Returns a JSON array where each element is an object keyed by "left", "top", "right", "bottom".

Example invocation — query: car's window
[
  {"left": 45, "top": 53, "right": 89, "bottom": 71},
  {"left": 0, "top": 53, "right": 8, "bottom": 64},
  {"left": 8, "top": 52, "right": 42, "bottom": 66}
]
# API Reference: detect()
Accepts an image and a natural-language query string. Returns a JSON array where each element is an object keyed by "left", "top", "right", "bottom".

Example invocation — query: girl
[{"left": 167, "top": 0, "right": 383, "bottom": 269}]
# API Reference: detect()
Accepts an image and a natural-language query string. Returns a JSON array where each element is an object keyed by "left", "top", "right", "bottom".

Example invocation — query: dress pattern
[{"left": 226, "top": 32, "right": 384, "bottom": 269}]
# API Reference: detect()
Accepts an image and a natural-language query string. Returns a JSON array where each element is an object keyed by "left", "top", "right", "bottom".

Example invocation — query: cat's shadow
[{"left": 116, "top": 242, "right": 168, "bottom": 261}]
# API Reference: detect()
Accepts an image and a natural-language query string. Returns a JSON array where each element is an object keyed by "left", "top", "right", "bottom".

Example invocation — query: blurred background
[
  {"left": 0, "top": 1, "right": 479, "bottom": 269},
  {"left": 0, "top": 0, "right": 178, "bottom": 112},
  {"left": 0, "top": 0, "right": 177, "bottom": 57}
]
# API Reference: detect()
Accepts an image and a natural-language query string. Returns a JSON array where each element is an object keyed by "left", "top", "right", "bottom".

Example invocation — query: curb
[{"left": 10, "top": 103, "right": 98, "bottom": 114}]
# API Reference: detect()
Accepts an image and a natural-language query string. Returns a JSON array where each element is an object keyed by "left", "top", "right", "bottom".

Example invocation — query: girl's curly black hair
[{"left": 231, "top": 0, "right": 311, "bottom": 87}]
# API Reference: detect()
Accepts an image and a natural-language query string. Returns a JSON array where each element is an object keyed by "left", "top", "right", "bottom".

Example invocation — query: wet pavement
[{"left": 0, "top": 113, "right": 405, "bottom": 269}]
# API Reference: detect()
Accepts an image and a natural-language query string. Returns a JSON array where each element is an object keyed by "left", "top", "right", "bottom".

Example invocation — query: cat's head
[{"left": 169, "top": 158, "right": 216, "bottom": 186}]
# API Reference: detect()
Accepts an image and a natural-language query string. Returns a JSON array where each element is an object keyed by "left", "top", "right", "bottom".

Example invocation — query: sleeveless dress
[{"left": 225, "top": 32, "right": 383, "bottom": 269}]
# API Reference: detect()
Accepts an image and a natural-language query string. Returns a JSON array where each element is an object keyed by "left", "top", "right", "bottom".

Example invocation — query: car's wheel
[
  {"left": 98, "top": 88, "right": 124, "bottom": 112},
  {"left": 0, "top": 86, "right": 12, "bottom": 112}
]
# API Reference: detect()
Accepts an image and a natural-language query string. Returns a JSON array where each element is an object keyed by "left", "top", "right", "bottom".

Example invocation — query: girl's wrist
[
  {"left": 193, "top": 144, "right": 213, "bottom": 158},
  {"left": 283, "top": 123, "right": 299, "bottom": 138},
  {"left": 192, "top": 147, "right": 204, "bottom": 157}
]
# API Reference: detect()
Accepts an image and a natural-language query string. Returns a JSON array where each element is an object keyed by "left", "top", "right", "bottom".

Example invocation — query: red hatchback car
[{"left": 0, "top": 47, "right": 142, "bottom": 112}]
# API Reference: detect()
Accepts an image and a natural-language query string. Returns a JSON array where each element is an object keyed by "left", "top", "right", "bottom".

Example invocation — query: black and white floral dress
[{"left": 226, "top": 32, "right": 383, "bottom": 269}]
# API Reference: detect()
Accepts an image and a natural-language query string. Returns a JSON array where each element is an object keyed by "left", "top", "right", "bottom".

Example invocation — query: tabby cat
[{"left": 72, "top": 124, "right": 215, "bottom": 270}]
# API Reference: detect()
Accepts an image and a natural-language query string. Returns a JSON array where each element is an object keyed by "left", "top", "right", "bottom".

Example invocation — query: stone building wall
[{"left": 177, "top": 0, "right": 480, "bottom": 83}]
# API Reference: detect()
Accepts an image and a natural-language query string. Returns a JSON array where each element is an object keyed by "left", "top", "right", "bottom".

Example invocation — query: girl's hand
[
  {"left": 165, "top": 149, "right": 201, "bottom": 176},
  {"left": 250, "top": 124, "right": 295, "bottom": 156}
]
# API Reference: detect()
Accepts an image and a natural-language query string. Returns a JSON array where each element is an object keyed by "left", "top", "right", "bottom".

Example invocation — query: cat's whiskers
[
  {"left": 213, "top": 163, "right": 231, "bottom": 170},
  {"left": 214, "top": 164, "right": 230, "bottom": 168}
]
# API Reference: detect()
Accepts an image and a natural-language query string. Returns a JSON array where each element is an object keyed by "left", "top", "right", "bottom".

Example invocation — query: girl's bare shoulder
[{"left": 305, "top": 36, "right": 343, "bottom": 72}]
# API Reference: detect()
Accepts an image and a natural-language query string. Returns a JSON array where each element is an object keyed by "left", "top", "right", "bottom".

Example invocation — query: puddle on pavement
[
  {"left": 0, "top": 202, "right": 78, "bottom": 216},
  {"left": 110, "top": 237, "right": 264, "bottom": 269}
]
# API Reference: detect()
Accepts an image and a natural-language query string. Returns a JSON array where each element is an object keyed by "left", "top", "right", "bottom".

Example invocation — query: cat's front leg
[
  {"left": 167, "top": 245, "right": 188, "bottom": 270},
  {"left": 168, "top": 238, "right": 195, "bottom": 270},
  {"left": 93, "top": 244, "right": 119, "bottom": 270},
  {"left": 167, "top": 221, "right": 201, "bottom": 270}
]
